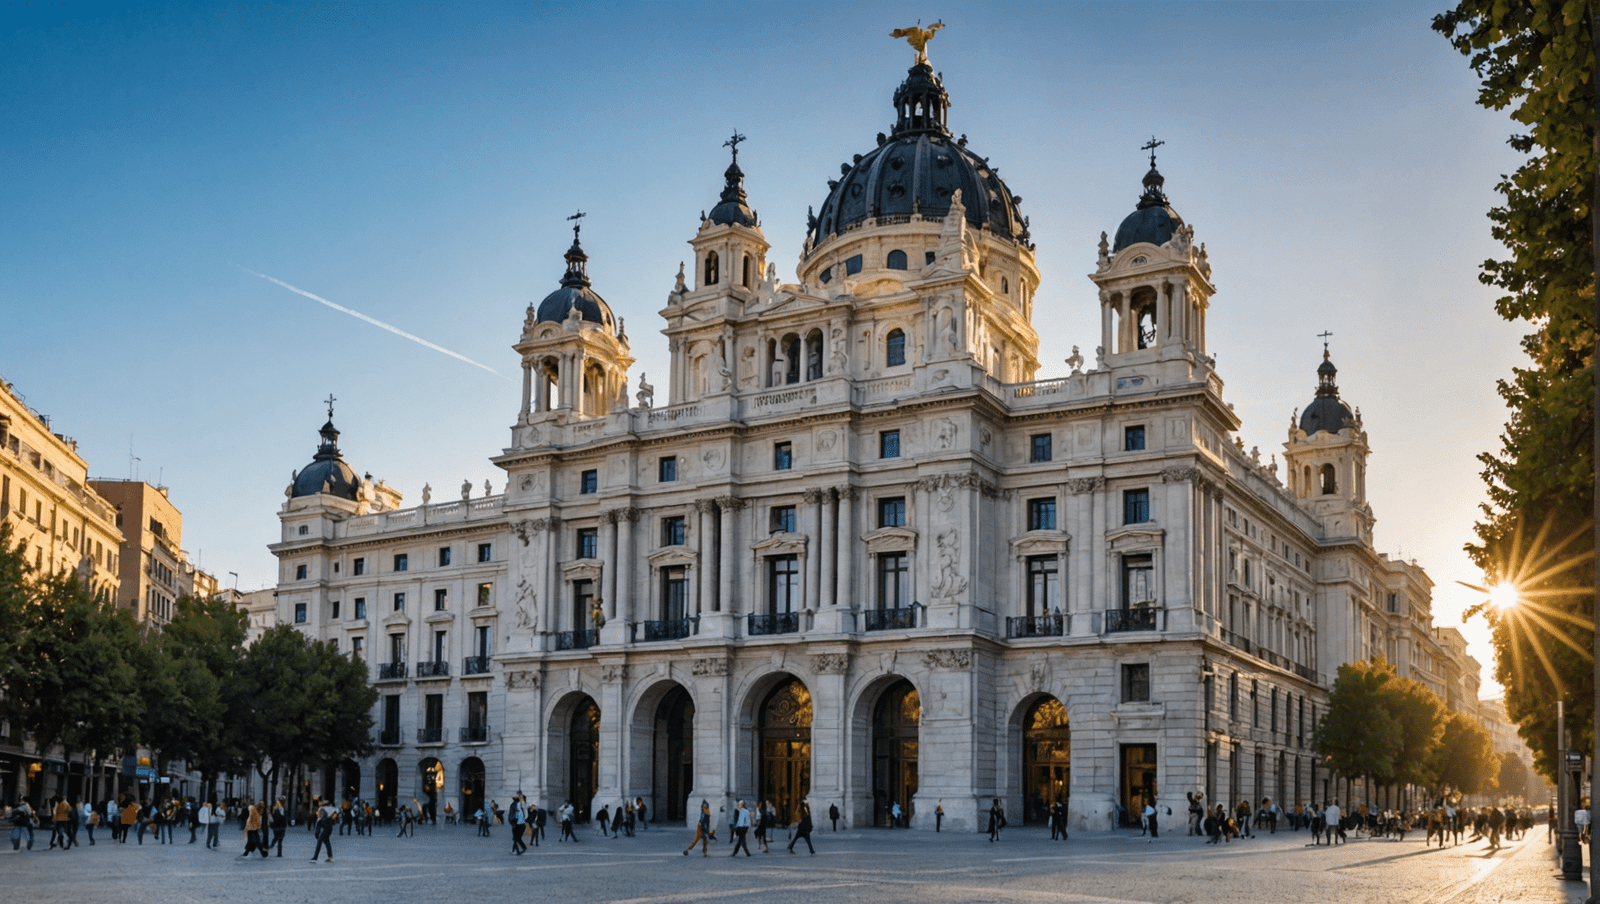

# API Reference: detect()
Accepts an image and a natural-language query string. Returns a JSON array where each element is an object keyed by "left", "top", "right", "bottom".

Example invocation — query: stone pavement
[{"left": 2, "top": 820, "right": 1592, "bottom": 904}]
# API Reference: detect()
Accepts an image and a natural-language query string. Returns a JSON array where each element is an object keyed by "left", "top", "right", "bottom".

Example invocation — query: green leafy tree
[
  {"left": 1435, "top": 0, "right": 1597, "bottom": 780},
  {"left": 1430, "top": 712, "right": 1500, "bottom": 797},
  {"left": 142, "top": 595, "right": 248, "bottom": 791},
  {"left": 0, "top": 521, "right": 34, "bottom": 733},
  {"left": 1384, "top": 675, "right": 1448, "bottom": 789},
  {"left": 1315, "top": 658, "right": 1405, "bottom": 787}
]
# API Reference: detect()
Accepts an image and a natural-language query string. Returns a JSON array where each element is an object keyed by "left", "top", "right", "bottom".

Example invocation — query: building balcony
[
  {"left": 377, "top": 662, "right": 407, "bottom": 681},
  {"left": 416, "top": 727, "right": 444, "bottom": 745},
  {"left": 634, "top": 617, "right": 698, "bottom": 642},
  {"left": 378, "top": 728, "right": 400, "bottom": 746},
  {"left": 747, "top": 612, "right": 800, "bottom": 637},
  {"left": 1104, "top": 607, "right": 1161, "bottom": 633},
  {"left": 554, "top": 629, "right": 598, "bottom": 651},
  {"left": 462, "top": 655, "right": 491, "bottom": 676},
  {"left": 863, "top": 607, "right": 916, "bottom": 632},
  {"left": 416, "top": 660, "right": 450, "bottom": 678},
  {"left": 1006, "top": 614, "right": 1064, "bottom": 639},
  {"left": 459, "top": 725, "right": 490, "bottom": 744},
  {"left": 1218, "top": 628, "right": 1319, "bottom": 683}
]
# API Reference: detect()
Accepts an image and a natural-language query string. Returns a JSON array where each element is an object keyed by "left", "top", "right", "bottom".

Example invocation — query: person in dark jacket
[
  {"left": 987, "top": 799, "right": 1006, "bottom": 842},
  {"left": 788, "top": 802, "right": 815, "bottom": 854},
  {"left": 829, "top": 802, "right": 840, "bottom": 831}
]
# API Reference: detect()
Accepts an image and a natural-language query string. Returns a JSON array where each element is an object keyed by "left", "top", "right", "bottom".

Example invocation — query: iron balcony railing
[
  {"left": 747, "top": 612, "right": 800, "bottom": 636},
  {"left": 416, "top": 660, "right": 450, "bottom": 678},
  {"left": 462, "top": 655, "right": 491, "bottom": 675},
  {"left": 554, "top": 629, "right": 598, "bottom": 651},
  {"left": 377, "top": 662, "right": 407, "bottom": 680},
  {"left": 378, "top": 728, "right": 400, "bottom": 746},
  {"left": 636, "top": 617, "right": 698, "bottom": 642},
  {"left": 416, "top": 727, "right": 444, "bottom": 744},
  {"left": 459, "top": 725, "right": 489, "bottom": 744},
  {"left": 864, "top": 607, "right": 915, "bottom": 632},
  {"left": 1219, "top": 628, "right": 1319, "bottom": 683},
  {"left": 1006, "top": 614, "right": 1064, "bottom": 639},
  {"left": 1105, "top": 607, "right": 1159, "bottom": 633}
]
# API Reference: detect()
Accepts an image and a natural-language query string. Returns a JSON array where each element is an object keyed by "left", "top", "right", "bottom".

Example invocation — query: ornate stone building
[{"left": 270, "top": 44, "right": 1478, "bottom": 831}]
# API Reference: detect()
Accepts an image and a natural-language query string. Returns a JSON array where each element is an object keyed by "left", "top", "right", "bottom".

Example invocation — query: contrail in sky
[{"left": 237, "top": 265, "right": 504, "bottom": 378}]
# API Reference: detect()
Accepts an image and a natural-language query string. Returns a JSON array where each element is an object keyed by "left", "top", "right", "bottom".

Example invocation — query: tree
[
  {"left": 0, "top": 521, "right": 33, "bottom": 733},
  {"left": 1384, "top": 675, "right": 1448, "bottom": 790},
  {"left": 142, "top": 595, "right": 248, "bottom": 793},
  {"left": 1315, "top": 658, "right": 1405, "bottom": 788},
  {"left": 1431, "top": 712, "right": 1500, "bottom": 797},
  {"left": 1435, "top": 0, "right": 1598, "bottom": 781}
]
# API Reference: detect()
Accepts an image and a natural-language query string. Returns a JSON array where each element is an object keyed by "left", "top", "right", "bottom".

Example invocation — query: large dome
[
  {"left": 808, "top": 61, "right": 1028, "bottom": 248},
  {"left": 534, "top": 233, "right": 616, "bottom": 329},
  {"left": 1112, "top": 165, "right": 1185, "bottom": 253},
  {"left": 291, "top": 418, "right": 361, "bottom": 500}
]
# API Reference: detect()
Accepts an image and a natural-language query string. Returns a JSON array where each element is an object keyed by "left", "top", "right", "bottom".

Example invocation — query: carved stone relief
[
  {"left": 812, "top": 653, "right": 849, "bottom": 675},
  {"left": 504, "top": 670, "right": 539, "bottom": 691},
  {"left": 691, "top": 658, "right": 731, "bottom": 677},
  {"left": 922, "top": 649, "right": 973, "bottom": 670}
]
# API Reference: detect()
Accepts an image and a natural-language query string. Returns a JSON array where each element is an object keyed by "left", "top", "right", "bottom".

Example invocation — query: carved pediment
[
  {"left": 647, "top": 545, "right": 698, "bottom": 568},
  {"left": 751, "top": 532, "right": 808, "bottom": 557},
  {"left": 382, "top": 609, "right": 411, "bottom": 629},
  {"left": 1010, "top": 530, "right": 1071, "bottom": 560},
  {"left": 560, "top": 558, "right": 604, "bottom": 582},
  {"left": 1106, "top": 523, "right": 1164, "bottom": 549},
  {"left": 862, "top": 526, "right": 917, "bottom": 554}
]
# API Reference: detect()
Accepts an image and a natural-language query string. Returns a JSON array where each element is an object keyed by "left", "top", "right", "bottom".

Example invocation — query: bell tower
[{"left": 1282, "top": 339, "right": 1373, "bottom": 541}]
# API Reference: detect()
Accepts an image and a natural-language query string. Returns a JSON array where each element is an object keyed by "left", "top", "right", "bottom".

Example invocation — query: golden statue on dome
[{"left": 891, "top": 20, "right": 944, "bottom": 65}]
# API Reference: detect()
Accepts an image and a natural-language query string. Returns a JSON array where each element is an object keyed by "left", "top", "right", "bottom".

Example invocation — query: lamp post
[{"left": 1562, "top": 701, "right": 1585, "bottom": 879}]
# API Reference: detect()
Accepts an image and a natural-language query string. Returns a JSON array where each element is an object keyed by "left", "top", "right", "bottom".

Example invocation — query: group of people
[
  {"left": 8, "top": 793, "right": 250, "bottom": 851},
  {"left": 682, "top": 799, "right": 815, "bottom": 856}
]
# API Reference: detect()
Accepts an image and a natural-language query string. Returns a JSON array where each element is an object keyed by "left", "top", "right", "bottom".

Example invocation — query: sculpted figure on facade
[
  {"left": 1066, "top": 345, "right": 1084, "bottom": 374},
  {"left": 636, "top": 372, "right": 654, "bottom": 408},
  {"left": 812, "top": 653, "right": 849, "bottom": 674},
  {"left": 930, "top": 528, "right": 967, "bottom": 600}
]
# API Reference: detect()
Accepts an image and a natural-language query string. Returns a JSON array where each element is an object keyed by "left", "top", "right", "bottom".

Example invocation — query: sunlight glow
[{"left": 1487, "top": 583, "right": 1521, "bottom": 611}]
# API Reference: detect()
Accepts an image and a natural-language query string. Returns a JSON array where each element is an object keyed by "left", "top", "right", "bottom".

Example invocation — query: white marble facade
[{"left": 269, "top": 50, "right": 1472, "bottom": 834}]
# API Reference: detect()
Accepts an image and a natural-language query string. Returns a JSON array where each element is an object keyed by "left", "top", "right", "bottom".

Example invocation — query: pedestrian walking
[
  {"left": 788, "top": 802, "right": 815, "bottom": 854},
  {"left": 829, "top": 802, "right": 840, "bottom": 832},
  {"left": 597, "top": 803, "right": 610, "bottom": 837},
  {"left": 683, "top": 800, "right": 714, "bottom": 856},
  {"left": 987, "top": 798, "right": 1005, "bottom": 842},
  {"left": 82, "top": 800, "right": 98, "bottom": 846},
  {"left": 311, "top": 798, "right": 336, "bottom": 862},
  {"left": 510, "top": 796, "right": 528, "bottom": 854},
  {"left": 935, "top": 800, "right": 944, "bottom": 832},
  {"left": 1142, "top": 801, "right": 1159, "bottom": 841},
  {"left": 636, "top": 797, "right": 649, "bottom": 831},
  {"left": 9, "top": 800, "right": 34, "bottom": 851},
  {"left": 270, "top": 798, "right": 287, "bottom": 857},
  {"left": 559, "top": 801, "right": 578, "bottom": 842},
  {"left": 731, "top": 800, "right": 752, "bottom": 856},
  {"left": 891, "top": 800, "right": 902, "bottom": 828},
  {"left": 241, "top": 803, "right": 267, "bottom": 858}
]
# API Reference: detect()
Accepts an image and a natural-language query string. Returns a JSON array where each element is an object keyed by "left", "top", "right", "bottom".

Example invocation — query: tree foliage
[
  {"left": 231, "top": 625, "right": 377, "bottom": 781},
  {"left": 1431, "top": 711, "right": 1500, "bottom": 796},
  {"left": 1315, "top": 658, "right": 1405, "bottom": 784},
  {"left": 1435, "top": 0, "right": 1597, "bottom": 780}
]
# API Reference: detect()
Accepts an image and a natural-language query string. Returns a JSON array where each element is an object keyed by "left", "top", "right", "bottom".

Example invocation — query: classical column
[
  {"left": 616, "top": 508, "right": 636, "bottom": 625},
  {"left": 716, "top": 496, "right": 739, "bottom": 614},
  {"left": 836, "top": 488, "right": 856, "bottom": 607},
  {"left": 520, "top": 361, "right": 533, "bottom": 422},
  {"left": 1099, "top": 290, "right": 1113, "bottom": 359},
  {"left": 696, "top": 499, "right": 716, "bottom": 617},
  {"left": 600, "top": 510, "right": 618, "bottom": 619},
  {"left": 803, "top": 488, "right": 824, "bottom": 611},
  {"left": 819, "top": 489, "right": 837, "bottom": 608}
]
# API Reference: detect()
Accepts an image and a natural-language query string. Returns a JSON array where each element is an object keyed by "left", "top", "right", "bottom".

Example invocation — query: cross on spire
[
  {"left": 723, "top": 130, "right": 746, "bottom": 163},
  {"left": 1141, "top": 136, "right": 1165, "bottom": 169},
  {"left": 567, "top": 210, "right": 586, "bottom": 242},
  {"left": 1318, "top": 330, "right": 1334, "bottom": 356},
  {"left": 324, "top": 393, "right": 337, "bottom": 419}
]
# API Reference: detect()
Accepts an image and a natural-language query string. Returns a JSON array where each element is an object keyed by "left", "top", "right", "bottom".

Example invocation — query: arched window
[
  {"left": 783, "top": 334, "right": 801, "bottom": 385},
  {"left": 1319, "top": 463, "right": 1337, "bottom": 495},
  {"left": 885, "top": 329, "right": 906, "bottom": 367},
  {"left": 704, "top": 251, "right": 720, "bottom": 286},
  {"left": 1001, "top": 276, "right": 1010, "bottom": 295},
  {"left": 742, "top": 253, "right": 752, "bottom": 288},
  {"left": 886, "top": 249, "right": 908, "bottom": 270},
  {"left": 806, "top": 329, "right": 824, "bottom": 381}
]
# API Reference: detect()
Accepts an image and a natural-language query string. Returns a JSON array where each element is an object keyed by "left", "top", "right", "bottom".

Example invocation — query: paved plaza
[{"left": 2, "top": 820, "right": 1587, "bottom": 904}]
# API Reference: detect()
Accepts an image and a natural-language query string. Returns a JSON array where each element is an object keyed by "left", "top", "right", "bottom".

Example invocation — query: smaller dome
[
  {"left": 291, "top": 418, "right": 361, "bottom": 500},
  {"left": 1112, "top": 165, "right": 1185, "bottom": 253},
  {"left": 1299, "top": 351, "right": 1354, "bottom": 436},
  {"left": 534, "top": 230, "right": 616, "bottom": 328},
  {"left": 708, "top": 158, "right": 757, "bottom": 228}
]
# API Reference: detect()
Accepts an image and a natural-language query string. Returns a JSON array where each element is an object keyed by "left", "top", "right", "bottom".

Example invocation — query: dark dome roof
[
  {"left": 808, "top": 62, "right": 1028, "bottom": 247},
  {"left": 1299, "top": 352, "right": 1354, "bottom": 436},
  {"left": 291, "top": 419, "right": 361, "bottom": 500},
  {"left": 534, "top": 234, "right": 615, "bottom": 328},
  {"left": 1112, "top": 165, "right": 1185, "bottom": 253},
  {"left": 708, "top": 159, "right": 757, "bottom": 227}
]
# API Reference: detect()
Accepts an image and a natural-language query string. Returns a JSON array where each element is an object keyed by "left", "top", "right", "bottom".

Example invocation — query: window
[
  {"left": 1123, "top": 488, "right": 1150, "bottom": 524},
  {"left": 438, "top": 547, "right": 452, "bottom": 567},
  {"left": 331, "top": 599, "right": 341, "bottom": 620},
  {"left": 1387, "top": 593, "right": 1399, "bottom": 613},
  {"left": 662, "top": 516, "right": 686, "bottom": 547},
  {"left": 577, "top": 527, "right": 598, "bottom": 560},
  {"left": 383, "top": 695, "right": 400, "bottom": 733},
  {"left": 925, "top": 250, "right": 936, "bottom": 266},
  {"left": 1229, "top": 672, "right": 1239, "bottom": 721},
  {"left": 351, "top": 636, "right": 364, "bottom": 660},
  {"left": 1122, "top": 663, "right": 1151, "bottom": 703},
  {"left": 1121, "top": 554, "right": 1154, "bottom": 606},
  {"left": 477, "top": 583, "right": 491, "bottom": 608},
  {"left": 704, "top": 250, "right": 719, "bottom": 286},
  {"left": 880, "top": 430, "right": 901, "bottom": 458},
  {"left": 580, "top": 470, "right": 597, "bottom": 494},
  {"left": 353, "top": 557, "right": 366, "bottom": 576},
  {"left": 819, "top": 266, "right": 833, "bottom": 284},
  {"left": 294, "top": 602, "right": 307, "bottom": 623},
  {"left": 333, "top": 561, "right": 340, "bottom": 574},
  {"left": 434, "top": 588, "right": 448, "bottom": 611},
  {"left": 425, "top": 694, "right": 443, "bottom": 733},
  {"left": 393, "top": 592, "right": 406, "bottom": 612},
  {"left": 475, "top": 624, "right": 491, "bottom": 659},
  {"left": 774, "top": 442, "right": 793, "bottom": 471},
  {"left": 1251, "top": 681, "right": 1260, "bottom": 727},
  {"left": 659, "top": 457, "right": 677, "bottom": 482},
  {"left": 885, "top": 329, "right": 906, "bottom": 366},
  {"left": 878, "top": 496, "right": 906, "bottom": 528},
  {"left": 886, "top": 249, "right": 908, "bottom": 270},
  {"left": 845, "top": 254, "right": 863, "bottom": 275},
  {"left": 297, "top": 525, "right": 309, "bottom": 536},
  {"left": 295, "top": 563, "right": 307, "bottom": 580},
  {"left": 569, "top": 579, "right": 594, "bottom": 632},
  {"left": 877, "top": 552, "right": 909, "bottom": 610},
  {"left": 768, "top": 555, "right": 800, "bottom": 614},
  {"left": 1026, "top": 555, "right": 1058, "bottom": 617},
  {"left": 433, "top": 630, "right": 447, "bottom": 663},
  {"left": 1030, "top": 434, "right": 1052, "bottom": 463},
  {"left": 661, "top": 566, "right": 689, "bottom": 621},
  {"left": 1125, "top": 425, "right": 1146, "bottom": 451},
  {"left": 390, "top": 633, "right": 405, "bottom": 664},
  {"left": 1320, "top": 463, "right": 1337, "bottom": 495},
  {"left": 394, "top": 554, "right": 409, "bottom": 572},
  {"left": 770, "top": 505, "right": 796, "bottom": 533},
  {"left": 354, "top": 597, "right": 366, "bottom": 620},
  {"left": 1027, "top": 498, "right": 1056, "bottom": 531}
]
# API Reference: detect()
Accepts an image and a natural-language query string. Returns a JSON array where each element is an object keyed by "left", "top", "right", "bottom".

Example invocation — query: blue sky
[{"left": 1, "top": 2, "right": 1523, "bottom": 690}]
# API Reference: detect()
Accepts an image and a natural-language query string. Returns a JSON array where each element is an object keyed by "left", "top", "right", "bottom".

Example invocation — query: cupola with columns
[{"left": 1282, "top": 339, "right": 1373, "bottom": 541}]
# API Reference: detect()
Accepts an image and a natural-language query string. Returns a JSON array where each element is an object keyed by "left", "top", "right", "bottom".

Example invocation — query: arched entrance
[
  {"left": 376, "top": 758, "right": 398, "bottom": 821},
  {"left": 759, "top": 677, "right": 811, "bottom": 824},
  {"left": 569, "top": 697, "right": 599, "bottom": 823},
  {"left": 873, "top": 679, "right": 920, "bottom": 826},
  {"left": 419, "top": 757, "right": 444, "bottom": 824},
  {"left": 340, "top": 759, "right": 361, "bottom": 802},
  {"left": 1022, "top": 696, "right": 1071, "bottom": 825},
  {"left": 653, "top": 685, "right": 695, "bottom": 822},
  {"left": 460, "top": 757, "right": 485, "bottom": 822}
]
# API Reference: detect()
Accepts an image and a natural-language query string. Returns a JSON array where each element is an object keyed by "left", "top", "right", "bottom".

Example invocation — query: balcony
[
  {"left": 747, "top": 612, "right": 800, "bottom": 637},
  {"left": 635, "top": 617, "right": 698, "bottom": 642},
  {"left": 416, "top": 660, "right": 450, "bottom": 678},
  {"left": 459, "top": 725, "right": 490, "bottom": 744},
  {"left": 1105, "top": 607, "right": 1160, "bottom": 633},
  {"left": 864, "top": 607, "right": 916, "bottom": 632},
  {"left": 554, "top": 629, "right": 598, "bottom": 651},
  {"left": 462, "top": 655, "right": 491, "bottom": 675},
  {"left": 378, "top": 728, "right": 400, "bottom": 746},
  {"left": 377, "top": 662, "right": 407, "bottom": 681},
  {"left": 1219, "top": 628, "right": 1319, "bottom": 683},
  {"left": 1006, "top": 614, "right": 1064, "bottom": 639},
  {"left": 417, "top": 727, "right": 444, "bottom": 744}
]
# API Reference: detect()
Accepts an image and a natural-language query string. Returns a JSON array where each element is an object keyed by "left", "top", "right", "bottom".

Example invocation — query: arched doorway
[
  {"left": 419, "top": 758, "right": 444, "bottom": 824},
  {"left": 1022, "top": 696, "right": 1071, "bottom": 825},
  {"left": 376, "top": 758, "right": 398, "bottom": 821},
  {"left": 340, "top": 759, "right": 360, "bottom": 802},
  {"left": 460, "top": 757, "right": 485, "bottom": 822},
  {"left": 873, "top": 679, "right": 920, "bottom": 826},
  {"left": 759, "top": 677, "right": 811, "bottom": 824},
  {"left": 569, "top": 697, "right": 599, "bottom": 823},
  {"left": 653, "top": 685, "right": 695, "bottom": 822}
]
